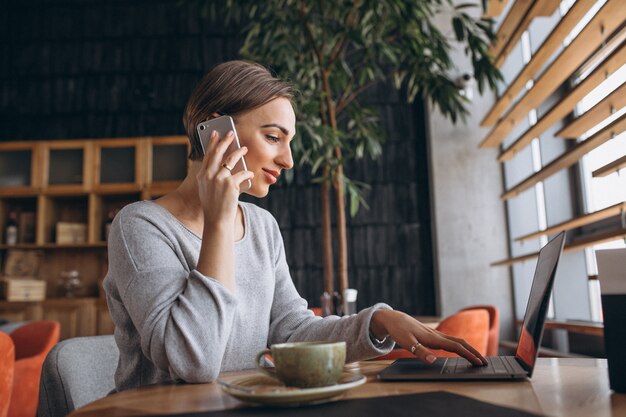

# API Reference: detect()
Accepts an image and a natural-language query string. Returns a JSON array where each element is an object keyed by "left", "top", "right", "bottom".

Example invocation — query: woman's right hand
[{"left": 196, "top": 130, "right": 255, "bottom": 227}]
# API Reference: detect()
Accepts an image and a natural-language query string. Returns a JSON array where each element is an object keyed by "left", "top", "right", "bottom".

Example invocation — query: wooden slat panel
[
  {"left": 480, "top": 0, "right": 625, "bottom": 147},
  {"left": 593, "top": 154, "right": 626, "bottom": 177},
  {"left": 492, "top": 227, "right": 626, "bottom": 266},
  {"left": 481, "top": 0, "right": 598, "bottom": 127},
  {"left": 493, "top": 0, "right": 561, "bottom": 68},
  {"left": 485, "top": 0, "right": 510, "bottom": 18},
  {"left": 557, "top": 82, "right": 626, "bottom": 139},
  {"left": 516, "top": 319, "right": 604, "bottom": 336},
  {"left": 502, "top": 113, "right": 626, "bottom": 200},
  {"left": 498, "top": 42, "right": 626, "bottom": 161},
  {"left": 515, "top": 201, "right": 626, "bottom": 242},
  {"left": 490, "top": 0, "right": 535, "bottom": 60}
]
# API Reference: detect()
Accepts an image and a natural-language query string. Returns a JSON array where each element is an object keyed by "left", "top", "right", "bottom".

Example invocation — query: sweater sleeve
[
  {"left": 107, "top": 209, "right": 238, "bottom": 383},
  {"left": 266, "top": 217, "right": 395, "bottom": 362}
]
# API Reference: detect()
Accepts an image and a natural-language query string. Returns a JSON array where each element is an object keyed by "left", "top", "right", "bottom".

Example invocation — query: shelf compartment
[
  {"left": 42, "top": 141, "right": 92, "bottom": 194},
  {"left": 89, "top": 193, "right": 140, "bottom": 243},
  {"left": 38, "top": 195, "right": 89, "bottom": 244},
  {"left": 146, "top": 136, "right": 189, "bottom": 195},
  {"left": 0, "top": 197, "right": 38, "bottom": 245},
  {"left": 0, "top": 142, "right": 40, "bottom": 196},
  {"left": 94, "top": 139, "right": 144, "bottom": 193}
]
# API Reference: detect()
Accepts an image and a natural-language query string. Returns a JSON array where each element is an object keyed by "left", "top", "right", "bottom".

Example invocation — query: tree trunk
[
  {"left": 321, "top": 168, "right": 334, "bottom": 296},
  {"left": 333, "top": 153, "right": 349, "bottom": 297}
]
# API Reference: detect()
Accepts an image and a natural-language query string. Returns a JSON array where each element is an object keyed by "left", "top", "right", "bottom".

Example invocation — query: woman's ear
[{"left": 208, "top": 112, "right": 221, "bottom": 120}]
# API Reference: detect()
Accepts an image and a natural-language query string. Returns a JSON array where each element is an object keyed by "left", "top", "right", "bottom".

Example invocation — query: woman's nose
[{"left": 277, "top": 145, "right": 294, "bottom": 170}]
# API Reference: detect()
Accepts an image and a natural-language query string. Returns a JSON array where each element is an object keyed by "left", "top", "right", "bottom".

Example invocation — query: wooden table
[{"left": 70, "top": 358, "right": 626, "bottom": 417}]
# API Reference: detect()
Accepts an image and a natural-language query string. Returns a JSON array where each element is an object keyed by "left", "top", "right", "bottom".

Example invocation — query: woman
[{"left": 104, "top": 60, "right": 486, "bottom": 392}]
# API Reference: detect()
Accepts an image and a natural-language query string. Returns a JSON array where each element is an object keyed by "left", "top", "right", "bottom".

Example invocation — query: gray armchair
[{"left": 38, "top": 335, "right": 119, "bottom": 417}]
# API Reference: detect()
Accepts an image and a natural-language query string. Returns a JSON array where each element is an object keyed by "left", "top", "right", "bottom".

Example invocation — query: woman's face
[{"left": 233, "top": 97, "right": 296, "bottom": 198}]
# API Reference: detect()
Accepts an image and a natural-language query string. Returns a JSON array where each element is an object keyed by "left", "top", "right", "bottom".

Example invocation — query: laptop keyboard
[{"left": 442, "top": 356, "right": 521, "bottom": 375}]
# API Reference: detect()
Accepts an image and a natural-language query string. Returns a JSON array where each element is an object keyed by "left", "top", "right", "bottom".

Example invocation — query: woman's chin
[{"left": 241, "top": 184, "right": 270, "bottom": 198}]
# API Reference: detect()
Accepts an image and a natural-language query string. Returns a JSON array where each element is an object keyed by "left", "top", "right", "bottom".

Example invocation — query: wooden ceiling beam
[
  {"left": 498, "top": 41, "right": 626, "bottom": 162},
  {"left": 514, "top": 201, "right": 626, "bottom": 242},
  {"left": 501, "top": 113, "right": 626, "bottom": 200},
  {"left": 556, "top": 81, "right": 626, "bottom": 139},
  {"left": 481, "top": 0, "right": 598, "bottom": 127},
  {"left": 493, "top": 0, "right": 561, "bottom": 68},
  {"left": 593, "top": 155, "right": 626, "bottom": 177},
  {"left": 480, "top": 0, "right": 624, "bottom": 148}
]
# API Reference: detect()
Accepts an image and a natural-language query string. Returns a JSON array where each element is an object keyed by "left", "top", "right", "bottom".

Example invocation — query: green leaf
[{"left": 452, "top": 16, "right": 465, "bottom": 41}]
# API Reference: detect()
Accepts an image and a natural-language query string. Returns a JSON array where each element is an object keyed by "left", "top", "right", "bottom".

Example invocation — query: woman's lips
[{"left": 262, "top": 169, "right": 278, "bottom": 184}]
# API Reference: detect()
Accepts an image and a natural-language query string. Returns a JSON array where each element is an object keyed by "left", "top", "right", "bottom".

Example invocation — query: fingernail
[
  {"left": 211, "top": 130, "right": 217, "bottom": 137},
  {"left": 242, "top": 146, "right": 248, "bottom": 152},
  {"left": 228, "top": 130, "right": 234, "bottom": 136},
  {"left": 426, "top": 354, "right": 436, "bottom": 363}
]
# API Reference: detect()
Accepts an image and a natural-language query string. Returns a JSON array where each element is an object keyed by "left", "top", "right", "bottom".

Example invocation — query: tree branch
[{"left": 336, "top": 78, "right": 381, "bottom": 114}]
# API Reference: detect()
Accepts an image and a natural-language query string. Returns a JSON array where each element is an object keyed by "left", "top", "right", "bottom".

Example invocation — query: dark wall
[{"left": 0, "top": 0, "right": 435, "bottom": 315}]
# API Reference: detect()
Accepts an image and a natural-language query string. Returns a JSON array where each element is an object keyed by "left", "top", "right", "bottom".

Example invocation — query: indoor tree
[{"left": 187, "top": 0, "right": 501, "bottom": 307}]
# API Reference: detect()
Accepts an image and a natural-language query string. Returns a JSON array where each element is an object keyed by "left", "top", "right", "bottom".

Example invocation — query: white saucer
[{"left": 219, "top": 372, "right": 367, "bottom": 406}]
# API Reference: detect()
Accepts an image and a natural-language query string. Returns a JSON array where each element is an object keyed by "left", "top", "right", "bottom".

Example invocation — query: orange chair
[
  {"left": 375, "top": 308, "right": 490, "bottom": 360},
  {"left": 430, "top": 309, "right": 489, "bottom": 358},
  {"left": 7, "top": 321, "right": 60, "bottom": 417},
  {"left": 0, "top": 332, "right": 15, "bottom": 417},
  {"left": 309, "top": 307, "right": 323, "bottom": 316},
  {"left": 460, "top": 305, "right": 500, "bottom": 356}
]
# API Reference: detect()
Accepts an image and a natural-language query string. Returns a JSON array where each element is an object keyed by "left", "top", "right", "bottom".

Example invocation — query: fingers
[
  {"left": 231, "top": 169, "right": 254, "bottom": 190},
  {"left": 203, "top": 130, "right": 235, "bottom": 171},
  {"left": 221, "top": 146, "right": 249, "bottom": 173},
  {"left": 409, "top": 340, "right": 437, "bottom": 364},
  {"left": 439, "top": 336, "right": 486, "bottom": 365},
  {"left": 452, "top": 336, "right": 488, "bottom": 365}
]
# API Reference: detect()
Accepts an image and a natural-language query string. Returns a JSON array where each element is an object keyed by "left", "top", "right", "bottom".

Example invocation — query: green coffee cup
[{"left": 255, "top": 341, "right": 346, "bottom": 388}]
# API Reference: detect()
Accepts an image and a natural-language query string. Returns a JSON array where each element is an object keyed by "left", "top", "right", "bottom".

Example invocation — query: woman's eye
[{"left": 265, "top": 135, "right": 280, "bottom": 143}]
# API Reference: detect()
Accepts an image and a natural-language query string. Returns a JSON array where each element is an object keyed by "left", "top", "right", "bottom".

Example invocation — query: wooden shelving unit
[{"left": 0, "top": 136, "right": 189, "bottom": 339}]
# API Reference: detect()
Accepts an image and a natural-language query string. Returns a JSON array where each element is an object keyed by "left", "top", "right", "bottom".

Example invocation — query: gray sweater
[{"left": 104, "top": 201, "right": 394, "bottom": 391}]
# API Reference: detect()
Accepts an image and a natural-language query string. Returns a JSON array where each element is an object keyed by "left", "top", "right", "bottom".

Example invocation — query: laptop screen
[{"left": 515, "top": 231, "right": 565, "bottom": 374}]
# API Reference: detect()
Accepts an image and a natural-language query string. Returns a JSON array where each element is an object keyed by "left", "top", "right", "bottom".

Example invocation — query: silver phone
[{"left": 196, "top": 115, "right": 252, "bottom": 191}]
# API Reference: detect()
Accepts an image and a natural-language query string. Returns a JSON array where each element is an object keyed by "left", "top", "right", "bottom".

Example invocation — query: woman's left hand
[{"left": 370, "top": 310, "right": 488, "bottom": 366}]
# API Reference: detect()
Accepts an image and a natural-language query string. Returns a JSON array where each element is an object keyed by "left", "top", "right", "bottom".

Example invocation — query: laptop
[{"left": 379, "top": 231, "right": 566, "bottom": 381}]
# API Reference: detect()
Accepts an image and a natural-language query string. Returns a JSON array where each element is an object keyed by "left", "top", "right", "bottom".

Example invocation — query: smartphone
[{"left": 196, "top": 115, "right": 252, "bottom": 191}]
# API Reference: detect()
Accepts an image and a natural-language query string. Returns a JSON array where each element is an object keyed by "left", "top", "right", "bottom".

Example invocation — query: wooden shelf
[
  {"left": 516, "top": 319, "right": 604, "bottom": 337},
  {"left": 499, "top": 340, "right": 589, "bottom": 358},
  {"left": 491, "top": 0, "right": 560, "bottom": 68},
  {"left": 492, "top": 227, "right": 626, "bottom": 266},
  {"left": 556, "top": 82, "right": 626, "bottom": 139},
  {"left": 593, "top": 155, "right": 626, "bottom": 177},
  {"left": 501, "top": 113, "right": 626, "bottom": 200},
  {"left": 480, "top": 0, "right": 623, "bottom": 148},
  {"left": 482, "top": 0, "right": 597, "bottom": 127},
  {"left": 515, "top": 202, "right": 626, "bottom": 242},
  {"left": 498, "top": 42, "right": 626, "bottom": 162}
]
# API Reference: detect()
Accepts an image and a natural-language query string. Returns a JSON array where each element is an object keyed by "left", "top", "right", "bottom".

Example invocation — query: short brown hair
[{"left": 183, "top": 60, "right": 294, "bottom": 160}]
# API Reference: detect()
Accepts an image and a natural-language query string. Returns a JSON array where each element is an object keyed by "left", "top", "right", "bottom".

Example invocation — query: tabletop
[{"left": 70, "top": 358, "right": 626, "bottom": 417}]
